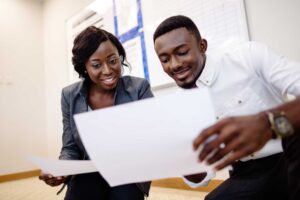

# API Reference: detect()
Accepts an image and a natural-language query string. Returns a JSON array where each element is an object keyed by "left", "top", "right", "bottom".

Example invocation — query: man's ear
[{"left": 199, "top": 39, "right": 207, "bottom": 53}]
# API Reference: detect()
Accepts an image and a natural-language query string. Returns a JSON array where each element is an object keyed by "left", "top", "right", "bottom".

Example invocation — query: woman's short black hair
[
  {"left": 72, "top": 26, "right": 127, "bottom": 79},
  {"left": 153, "top": 15, "right": 201, "bottom": 43}
]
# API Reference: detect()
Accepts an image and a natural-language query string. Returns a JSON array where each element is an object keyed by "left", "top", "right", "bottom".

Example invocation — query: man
[{"left": 153, "top": 15, "right": 300, "bottom": 200}]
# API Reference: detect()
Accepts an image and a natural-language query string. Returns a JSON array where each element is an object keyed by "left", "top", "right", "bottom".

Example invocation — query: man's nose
[{"left": 170, "top": 56, "right": 182, "bottom": 70}]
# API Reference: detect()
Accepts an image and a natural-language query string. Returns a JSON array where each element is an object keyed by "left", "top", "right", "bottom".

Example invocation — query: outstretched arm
[{"left": 193, "top": 96, "right": 300, "bottom": 170}]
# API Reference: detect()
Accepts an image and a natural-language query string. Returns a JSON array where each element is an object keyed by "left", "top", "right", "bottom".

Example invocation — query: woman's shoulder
[
  {"left": 120, "top": 75, "right": 149, "bottom": 87},
  {"left": 117, "top": 76, "right": 153, "bottom": 100},
  {"left": 62, "top": 80, "right": 85, "bottom": 95},
  {"left": 118, "top": 76, "right": 151, "bottom": 95}
]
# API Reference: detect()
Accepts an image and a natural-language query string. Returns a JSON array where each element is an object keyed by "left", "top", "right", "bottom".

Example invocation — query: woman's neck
[{"left": 88, "top": 84, "right": 116, "bottom": 109}]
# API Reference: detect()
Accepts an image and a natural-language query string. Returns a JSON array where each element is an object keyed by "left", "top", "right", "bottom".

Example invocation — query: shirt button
[
  {"left": 238, "top": 100, "right": 242, "bottom": 104},
  {"left": 216, "top": 116, "right": 219, "bottom": 120},
  {"left": 206, "top": 80, "right": 209, "bottom": 84}
]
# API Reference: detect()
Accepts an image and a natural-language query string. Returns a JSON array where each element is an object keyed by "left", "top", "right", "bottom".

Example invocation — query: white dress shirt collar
[{"left": 196, "top": 55, "right": 217, "bottom": 87}]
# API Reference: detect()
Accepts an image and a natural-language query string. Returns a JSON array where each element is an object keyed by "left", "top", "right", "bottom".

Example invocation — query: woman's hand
[{"left": 39, "top": 172, "right": 66, "bottom": 187}]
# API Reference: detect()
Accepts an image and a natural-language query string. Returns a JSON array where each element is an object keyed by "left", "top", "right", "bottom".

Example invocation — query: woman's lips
[{"left": 101, "top": 76, "right": 117, "bottom": 85}]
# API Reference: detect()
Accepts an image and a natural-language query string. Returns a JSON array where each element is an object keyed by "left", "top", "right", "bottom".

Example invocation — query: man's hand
[
  {"left": 193, "top": 112, "right": 273, "bottom": 170},
  {"left": 39, "top": 172, "right": 66, "bottom": 187}
]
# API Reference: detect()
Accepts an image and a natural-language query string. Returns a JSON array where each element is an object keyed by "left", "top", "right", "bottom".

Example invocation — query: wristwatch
[{"left": 266, "top": 111, "right": 294, "bottom": 138}]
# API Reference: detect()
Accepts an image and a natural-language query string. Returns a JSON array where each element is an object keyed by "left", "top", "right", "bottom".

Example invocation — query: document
[
  {"left": 27, "top": 155, "right": 97, "bottom": 176},
  {"left": 74, "top": 88, "right": 216, "bottom": 186}
]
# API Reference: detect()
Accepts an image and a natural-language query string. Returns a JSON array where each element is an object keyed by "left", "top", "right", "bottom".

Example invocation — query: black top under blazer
[{"left": 59, "top": 76, "right": 153, "bottom": 199}]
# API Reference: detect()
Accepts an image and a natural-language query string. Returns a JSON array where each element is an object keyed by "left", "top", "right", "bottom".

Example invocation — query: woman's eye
[
  {"left": 91, "top": 63, "right": 101, "bottom": 68},
  {"left": 109, "top": 58, "right": 117, "bottom": 65}
]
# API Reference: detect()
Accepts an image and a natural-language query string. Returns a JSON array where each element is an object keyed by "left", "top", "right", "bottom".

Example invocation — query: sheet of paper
[
  {"left": 74, "top": 88, "right": 216, "bottom": 186},
  {"left": 27, "top": 155, "right": 97, "bottom": 176}
]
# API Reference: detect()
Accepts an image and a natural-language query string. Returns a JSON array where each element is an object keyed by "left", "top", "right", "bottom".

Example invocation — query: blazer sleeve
[
  {"left": 59, "top": 89, "right": 82, "bottom": 160},
  {"left": 138, "top": 79, "right": 154, "bottom": 99}
]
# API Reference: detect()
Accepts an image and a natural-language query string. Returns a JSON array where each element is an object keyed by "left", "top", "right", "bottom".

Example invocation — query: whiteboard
[{"left": 66, "top": 0, "right": 249, "bottom": 87}]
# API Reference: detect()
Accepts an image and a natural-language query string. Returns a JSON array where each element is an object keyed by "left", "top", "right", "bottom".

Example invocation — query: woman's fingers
[{"left": 39, "top": 172, "right": 65, "bottom": 187}]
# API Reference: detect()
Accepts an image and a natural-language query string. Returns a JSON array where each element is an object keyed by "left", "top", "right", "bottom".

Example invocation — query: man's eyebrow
[
  {"left": 158, "top": 44, "right": 187, "bottom": 57},
  {"left": 174, "top": 44, "right": 187, "bottom": 50}
]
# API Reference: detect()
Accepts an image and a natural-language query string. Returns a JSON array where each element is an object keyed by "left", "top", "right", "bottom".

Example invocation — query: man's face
[{"left": 154, "top": 27, "right": 207, "bottom": 88}]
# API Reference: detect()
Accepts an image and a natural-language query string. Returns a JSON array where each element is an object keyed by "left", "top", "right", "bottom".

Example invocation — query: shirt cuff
[{"left": 182, "top": 169, "right": 216, "bottom": 188}]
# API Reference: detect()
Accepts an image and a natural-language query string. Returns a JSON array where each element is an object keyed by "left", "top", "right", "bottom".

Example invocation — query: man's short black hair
[{"left": 153, "top": 15, "right": 201, "bottom": 43}]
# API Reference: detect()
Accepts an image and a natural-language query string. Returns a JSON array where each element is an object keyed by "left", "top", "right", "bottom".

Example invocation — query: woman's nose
[{"left": 101, "top": 63, "right": 112, "bottom": 75}]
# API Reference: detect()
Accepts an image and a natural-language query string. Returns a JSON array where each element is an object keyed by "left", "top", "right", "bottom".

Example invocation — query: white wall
[
  {"left": 0, "top": 0, "right": 46, "bottom": 175},
  {"left": 245, "top": 0, "right": 300, "bottom": 60},
  {"left": 0, "top": 0, "right": 94, "bottom": 175},
  {"left": 43, "top": 0, "right": 94, "bottom": 157}
]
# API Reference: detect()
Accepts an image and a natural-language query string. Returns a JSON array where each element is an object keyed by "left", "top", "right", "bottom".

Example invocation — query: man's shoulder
[{"left": 213, "top": 41, "right": 266, "bottom": 55}]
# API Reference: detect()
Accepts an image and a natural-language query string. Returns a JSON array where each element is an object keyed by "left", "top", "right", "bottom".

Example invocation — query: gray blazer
[{"left": 59, "top": 76, "right": 153, "bottom": 196}]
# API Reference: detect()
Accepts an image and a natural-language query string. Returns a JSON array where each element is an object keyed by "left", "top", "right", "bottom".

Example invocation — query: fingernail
[{"left": 204, "top": 160, "right": 209, "bottom": 165}]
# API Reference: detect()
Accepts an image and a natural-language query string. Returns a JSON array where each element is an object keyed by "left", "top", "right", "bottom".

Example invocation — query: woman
[{"left": 39, "top": 26, "right": 153, "bottom": 200}]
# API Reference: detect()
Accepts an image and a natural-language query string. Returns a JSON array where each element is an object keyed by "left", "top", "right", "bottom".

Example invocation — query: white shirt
[{"left": 184, "top": 41, "right": 300, "bottom": 187}]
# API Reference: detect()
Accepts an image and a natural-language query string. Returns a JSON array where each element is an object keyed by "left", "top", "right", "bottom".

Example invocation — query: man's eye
[
  {"left": 178, "top": 50, "right": 188, "bottom": 56},
  {"left": 160, "top": 57, "right": 169, "bottom": 63}
]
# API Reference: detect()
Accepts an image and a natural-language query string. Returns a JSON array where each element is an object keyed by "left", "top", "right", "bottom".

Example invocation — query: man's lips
[{"left": 172, "top": 67, "right": 191, "bottom": 80}]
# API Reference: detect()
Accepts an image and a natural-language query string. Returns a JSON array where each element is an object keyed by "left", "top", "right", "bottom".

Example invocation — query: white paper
[
  {"left": 74, "top": 88, "right": 216, "bottom": 186},
  {"left": 27, "top": 155, "right": 97, "bottom": 176}
]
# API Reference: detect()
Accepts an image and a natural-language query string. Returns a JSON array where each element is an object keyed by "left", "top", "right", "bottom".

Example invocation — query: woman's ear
[
  {"left": 120, "top": 55, "right": 124, "bottom": 62},
  {"left": 199, "top": 39, "right": 208, "bottom": 53}
]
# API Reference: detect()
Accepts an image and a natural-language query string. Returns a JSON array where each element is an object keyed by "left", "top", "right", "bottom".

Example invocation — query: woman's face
[{"left": 85, "top": 40, "right": 122, "bottom": 92}]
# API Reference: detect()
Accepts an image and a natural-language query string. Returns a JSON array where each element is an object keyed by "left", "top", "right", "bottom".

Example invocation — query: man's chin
[{"left": 176, "top": 79, "right": 196, "bottom": 89}]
